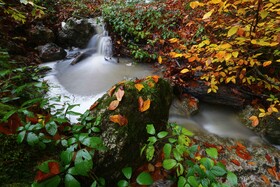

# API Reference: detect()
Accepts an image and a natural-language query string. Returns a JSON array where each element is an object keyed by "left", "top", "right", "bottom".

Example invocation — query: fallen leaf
[
  {"left": 152, "top": 75, "right": 160, "bottom": 83},
  {"left": 109, "top": 114, "right": 128, "bottom": 126},
  {"left": 247, "top": 161, "right": 256, "bottom": 166},
  {"left": 138, "top": 97, "right": 151, "bottom": 112},
  {"left": 263, "top": 60, "right": 272, "bottom": 67},
  {"left": 108, "top": 85, "right": 116, "bottom": 96},
  {"left": 169, "top": 38, "right": 179, "bottom": 43},
  {"left": 249, "top": 115, "right": 259, "bottom": 127},
  {"left": 148, "top": 82, "right": 155, "bottom": 88},
  {"left": 202, "top": 9, "right": 214, "bottom": 20},
  {"left": 180, "top": 68, "right": 190, "bottom": 74},
  {"left": 115, "top": 88, "right": 125, "bottom": 101},
  {"left": 265, "top": 154, "right": 272, "bottom": 163},
  {"left": 89, "top": 101, "right": 99, "bottom": 111},
  {"left": 158, "top": 56, "right": 162, "bottom": 64},
  {"left": 135, "top": 83, "right": 144, "bottom": 91},
  {"left": 231, "top": 159, "right": 241, "bottom": 166},
  {"left": 236, "top": 148, "right": 252, "bottom": 160},
  {"left": 108, "top": 100, "right": 119, "bottom": 110},
  {"left": 261, "top": 175, "right": 271, "bottom": 185}
]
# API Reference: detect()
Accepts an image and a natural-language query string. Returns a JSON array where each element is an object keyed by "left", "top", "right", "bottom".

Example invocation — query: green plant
[{"left": 141, "top": 123, "right": 238, "bottom": 187}]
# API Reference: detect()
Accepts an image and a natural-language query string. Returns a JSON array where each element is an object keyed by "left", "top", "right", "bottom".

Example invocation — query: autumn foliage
[{"left": 103, "top": 0, "right": 280, "bottom": 126}]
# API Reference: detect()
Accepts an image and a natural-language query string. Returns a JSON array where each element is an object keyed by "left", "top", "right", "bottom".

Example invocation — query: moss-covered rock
[{"left": 90, "top": 77, "right": 173, "bottom": 184}]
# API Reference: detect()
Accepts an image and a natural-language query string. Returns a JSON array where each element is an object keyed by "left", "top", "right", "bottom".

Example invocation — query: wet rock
[
  {"left": 90, "top": 77, "right": 173, "bottom": 184},
  {"left": 28, "top": 24, "right": 54, "bottom": 46},
  {"left": 70, "top": 48, "right": 97, "bottom": 65},
  {"left": 193, "top": 131, "right": 280, "bottom": 186},
  {"left": 37, "top": 43, "right": 67, "bottom": 62},
  {"left": 58, "top": 17, "right": 96, "bottom": 48},
  {"left": 239, "top": 105, "right": 280, "bottom": 145},
  {"left": 182, "top": 80, "right": 249, "bottom": 108}
]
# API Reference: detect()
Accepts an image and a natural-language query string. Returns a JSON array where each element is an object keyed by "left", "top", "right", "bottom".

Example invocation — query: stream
[{"left": 41, "top": 20, "right": 265, "bottom": 145}]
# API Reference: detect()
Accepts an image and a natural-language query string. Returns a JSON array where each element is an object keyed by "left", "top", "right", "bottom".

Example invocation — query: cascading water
[{"left": 41, "top": 18, "right": 155, "bottom": 121}]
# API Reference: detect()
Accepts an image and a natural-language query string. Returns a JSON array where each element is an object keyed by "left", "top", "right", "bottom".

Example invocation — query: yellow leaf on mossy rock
[
  {"left": 138, "top": 97, "right": 151, "bottom": 112},
  {"left": 135, "top": 83, "right": 144, "bottom": 91}
]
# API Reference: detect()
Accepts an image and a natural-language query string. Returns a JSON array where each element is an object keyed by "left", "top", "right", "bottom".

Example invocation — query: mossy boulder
[{"left": 90, "top": 77, "right": 173, "bottom": 183}]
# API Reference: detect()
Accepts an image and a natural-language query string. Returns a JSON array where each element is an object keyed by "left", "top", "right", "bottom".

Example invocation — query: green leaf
[
  {"left": 136, "top": 172, "right": 153, "bottom": 185},
  {"left": 206, "top": 148, "right": 218, "bottom": 159},
  {"left": 187, "top": 176, "right": 199, "bottom": 187},
  {"left": 163, "top": 159, "right": 177, "bottom": 170},
  {"left": 74, "top": 149, "right": 93, "bottom": 176},
  {"left": 181, "top": 128, "right": 194, "bottom": 136},
  {"left": 178, "top": 176, "right": 187, "bottom": 187},
  {"left": 32, "top": 176, "right": 61, "bottom": 187},
  {"left": 65, "top": 174, "right": 81, "bottom": 187},
  {"left": 81, "top": 136, "right": 103, "bottom": 149},
  {"left": 147, "top": 136, "right": 157, "bottom": 144},
  {"left": 61, "top": 150, "right": 74, "bottom": 165},
  {"left": 200, "top": 158, "right": 214, "bottom": 170},
  {"left": 163, "top": 143, "right": 172, "bottom": 158},
  {"left": 27, "top": 132, "right": 39, "bottom": 146},
  {"left": 227, "top": 171, "right": 237, "bottom": 185},
  {"left": 157, "top": 131, "right": 168, "bottom": 138},
  {"left": 117, "top": 180, "right": 129, "bottom": 187},
  {"left": 2, "top": 110, "right": 17, "bottom": 122},
  {"left": 38, "top": 160, "right": 50, "bottom": 173},
  {"left": 45, "top": 121, "right": 58, "bottom": 136},
  {"left": 211, "top": 166, "right": 227, "bottom": 177},
  {"left": 146, "top": 145, "right": 155, "bottom": 161},
  {"left": 146, "top": 124, "right": 156, "bottom": 135},
  {"left": 17, "top": 130, "right": 26, "bottom": 143},
  {"left": 122, "top": 167, "right": 132, "bottom": 180},
  {"left": 168, "top": 138, "right": 177, "bottom": 143}
]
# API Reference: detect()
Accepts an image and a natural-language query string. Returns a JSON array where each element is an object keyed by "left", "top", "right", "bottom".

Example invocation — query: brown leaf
[
  {"left": 89, "top": 101, "right": 99, "bottom": 111},
  {"left": 109, "top": 114, "right": 128, "bottom": 126},
  {"left": 108, "top": 85, "right": 116, "bottom": 96},
  {"left": 115, "top": 88, "right": 125, "bottom": 101},
  {"left": 135, "top": 83, "right": 144, "bottom": 91},
  {"left": 138, "top": 97, "right": 151, "bottom": 112},
  {"left": 108, "top": 100, "right": 119, "bottom": 110},
  {"left": 231, "top": 159, "right": 241, "bottom": 166}
]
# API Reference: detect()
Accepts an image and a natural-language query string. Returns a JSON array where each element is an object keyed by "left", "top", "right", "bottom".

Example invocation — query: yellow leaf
[
  {"left": 263, "top": 61, "right": 272, "bottom": 67},
  {"left": 190, "top": 1, "right": 203, "bottom": 9},
  {"left": 225, "top": 53, "right": 232, "bottom": 61},
  {"left": 158, "top": 56, "right": 162, "bottom": 64},
  {"left": 202, "top": 9, "right": 214, "bottom": 20},
  {"left": 260, "top": 10, "right": 269, "bottom": 19},
  {"left": 211, "top": 0, "right": 221, "bottom": 4},
  {"left": 135, "top": 83, "right": 144, "bottom": 91},
  {"left": 259, "top": 108, "right": 265, "bottom": 113},
  {"left": 220, "top": 43, "right": 232, "bottom": 49},
  {"left": 220, "top": 72, "right": 226, "bottom": 77},
  {"left": 271, "top": 107, "right": 279, "bottom": 112},
  {"left": 109, "top": 114, "right": 128, "bottom": 126},
  {"left": 169, "top": 52, "right": 183, "bottom": 58},
  {"left": 270, "top": 42, "right": 279, "bottom": 46},
  {"left": 108, "top": 100, "right": 119, "bottom": 111},
  {"left": 259, "top": 113, "right": 266, "bottom": 117},
  {"left": 180, "top": 68, "right": 190, "bottom": 74},
  {"left": 232, "top": 51, "right": 239, "bottom": 58},
  {"left": 169, "top": 38, "right": 179, "bottom": 43},
  {"left": 249, "top": 116, "right": 259, "bottom": 127},
  {"left": 227, "top": 26, "right": 239, "bottom": 37},
  {"left": 138, "top": 97, "right": 151, "bottom": 112}
]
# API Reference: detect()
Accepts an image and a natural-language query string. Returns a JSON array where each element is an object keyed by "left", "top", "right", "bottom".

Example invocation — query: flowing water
[{"left": 41, "top": 20, "right": 265, "bottom": 144}]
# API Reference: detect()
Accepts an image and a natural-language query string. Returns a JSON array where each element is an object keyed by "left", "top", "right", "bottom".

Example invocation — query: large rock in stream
[{"left": 90, "top": 76, "right": 173, "bottom": 184}]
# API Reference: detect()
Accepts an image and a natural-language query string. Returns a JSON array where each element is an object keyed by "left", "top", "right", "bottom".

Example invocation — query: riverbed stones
[
  {"left": 28, "top": 24, "right": 55, "bottom": 46},
  {"left": 90, "top": 77, "right": 173, "bottom": 184},
  {"left": 37, "top": 43, "right": 67, "bottom": 62}
]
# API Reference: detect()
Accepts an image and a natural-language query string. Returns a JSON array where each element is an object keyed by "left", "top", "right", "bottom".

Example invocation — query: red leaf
[
  {"left": 265, "top": 154, "right": 272, "bottom": 163},
  {"left": 48, "top": 162, "right": 60, "bottom": 175},
  {"left": 231, "top": 159, "right": 241, "bottom": 166},
  {"left": 34, "top": 170, "right": 52, "bottom": 182}
]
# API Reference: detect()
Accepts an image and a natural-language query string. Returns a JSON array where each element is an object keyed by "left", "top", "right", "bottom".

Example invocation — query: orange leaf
[
  {"left": 249, "top": 115, "right": 259, "bottom": 127},
  {"left": 247, "top": 161, "right": 256, "bottom": 166},
  {"left": 48, "top": 162, "right": 60, "bottom": 175},
  {"left": 188, "top": 56, "right": 196, "bottom": 62},
  {"left": 108, "top": 85, "right": 116, "bottom": 96},
  {"left": 261, "top": 175, "right": 271, "bottom": 185},
  {"left": 115, "top": 88, "right": 125, "bottom": 101},
  {"left": 109, "top": 114, "right": 128, "bottom": 126},
  {"left": 138, "top": 97, "right": 151, "bottom": 112},
  {"left": 152, "top": 75, "right": 160, "bottom": 83},
  {"left": 135, "top": 83, "right": 144, "bottom": 91},
  {"left": 108, "top": 100, "right": 119, "bottom": 110},
  {"left": 263, "top": 61, "right": 272, "bottom": 67},
  {"left": 89, "top": 101, "right": 99, "bottom": 111},
  {"left": 148, "top": 82, "right": 155, "bottom": 88}
]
